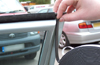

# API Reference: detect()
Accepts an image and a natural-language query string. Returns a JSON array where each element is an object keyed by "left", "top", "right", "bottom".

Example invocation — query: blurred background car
[
  {"left": 59, "top": 20, "right": 100, "bottom": 48},
  {"left": 0, "top": 0, "right": 40, "bottom": 60},
  {"left": 37, "top": 7, "right": 53, "bottom": 13},
  {"left": 37, "top": 7, "right": 100, "bottom": 49},
  {"left": 28, "top": 4, "right": 53, "bottom": 13}
]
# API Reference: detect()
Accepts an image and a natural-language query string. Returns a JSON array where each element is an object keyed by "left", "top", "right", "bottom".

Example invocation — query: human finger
[
  {"left": 53, "top": 0, "right": 62, "bottom": 13},
  {"left": 57, "top": 0, "right": 74, "bottom": 19},
  {"left": 59, "top": 9, "right": 83, "bottom": 21},
  {"left": 67, "top": 5, "right": 75, "bottom": 13}
]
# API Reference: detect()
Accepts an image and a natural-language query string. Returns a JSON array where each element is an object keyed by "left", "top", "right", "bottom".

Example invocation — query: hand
[{"left": 53, "top": 0, "right": 100, "bottom": 21}]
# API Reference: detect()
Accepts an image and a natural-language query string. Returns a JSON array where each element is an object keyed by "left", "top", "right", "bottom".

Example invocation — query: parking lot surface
[{"left": 0, "top": 47, "right": 68, "bottom": 65}]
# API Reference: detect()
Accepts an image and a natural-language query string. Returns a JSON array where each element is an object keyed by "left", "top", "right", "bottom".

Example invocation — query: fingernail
[{"left": 60, "top": 17, "right": 64, "bottom": 22}]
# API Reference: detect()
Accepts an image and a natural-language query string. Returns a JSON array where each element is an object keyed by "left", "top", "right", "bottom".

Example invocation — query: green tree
[{"left": 19, "top": 0, "right": 50, "bottom": 4}]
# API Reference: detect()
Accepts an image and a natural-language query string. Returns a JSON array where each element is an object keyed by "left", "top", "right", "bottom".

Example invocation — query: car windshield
[{"left": 0, "top": 0, "right": 25, "bottom": 13}]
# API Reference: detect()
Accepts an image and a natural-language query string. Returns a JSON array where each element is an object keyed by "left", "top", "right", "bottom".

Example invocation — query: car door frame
[{"left": 0, "top": 20, "right": 64, "bottom": 65}]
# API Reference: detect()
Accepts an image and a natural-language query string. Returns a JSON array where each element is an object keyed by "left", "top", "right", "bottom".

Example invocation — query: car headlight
[{"left": 29, "top": 31, "right": 39, "bottom": 36}]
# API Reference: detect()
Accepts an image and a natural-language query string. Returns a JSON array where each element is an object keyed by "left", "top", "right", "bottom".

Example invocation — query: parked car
[
  {"left": 28, "top": 4, "right": 52, "bottom": 13},
  {"left": 37, "top": 7, "right": 53, "bottom": 13},
  {"left": 0, "top": 0, "right": 40, "bottom": 60},
  {"left": 59, "top": 20, "right": 100, "bottom": 48},
  {"left": 37, "top": 7, "right": 100, "bottom": 49}
]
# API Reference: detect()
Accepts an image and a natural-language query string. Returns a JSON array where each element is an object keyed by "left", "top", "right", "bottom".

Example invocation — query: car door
[{"left": 0, "top": 13, "right": 64, "bottom": 65}]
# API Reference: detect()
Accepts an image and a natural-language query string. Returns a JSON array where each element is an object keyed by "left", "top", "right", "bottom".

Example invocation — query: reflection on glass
[
  {"left": 0, "top": 0, "right": 25, "bottom": 13},
  {"left": 37, "top": 8, "right": 53, "bottom": 13},
  {"left": 0, "top": 31, "right": 46, "bottom": 65}
]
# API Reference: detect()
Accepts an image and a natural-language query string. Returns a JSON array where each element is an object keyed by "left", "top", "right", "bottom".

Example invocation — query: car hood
[{"left": 0, "top": 12, "right": 27, "bottom": 16}]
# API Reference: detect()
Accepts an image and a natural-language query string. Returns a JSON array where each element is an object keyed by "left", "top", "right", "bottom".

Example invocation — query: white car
[
  {"left": 37, "top": 7, "right": 100, "bottom": 48},
  {"left": 28, "top": 4, "right": 51, "bottom": 13}
]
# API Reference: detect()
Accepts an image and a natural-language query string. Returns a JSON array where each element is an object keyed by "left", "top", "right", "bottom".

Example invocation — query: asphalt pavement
[
  {"left": 0, "top": 48, "right": 69, "bottom": 65},
  {"left": 54, "top": 48, "right": 69, "bottom": 65}
]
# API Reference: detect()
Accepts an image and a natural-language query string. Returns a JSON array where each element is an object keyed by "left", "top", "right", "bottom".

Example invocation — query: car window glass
[
  {"left": 48, "top": 8, "right": 53, "bottom": 12},
  {"left": 0, "top": 0, "right": 25, "bottom": 13},
  {"left": 0, "top": 30, "right": 46, "bottom": 65},
  {"left": 0, "top": 0, "right": 56, "bottom": 65},
  {"left": 38, "top": 9, "right": 48, "bottom": 13},
  {"left": 30, "top": 7, "right": 34, "bottom": 9}
]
